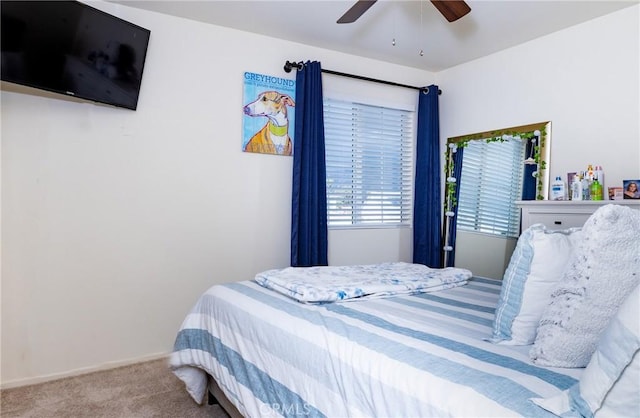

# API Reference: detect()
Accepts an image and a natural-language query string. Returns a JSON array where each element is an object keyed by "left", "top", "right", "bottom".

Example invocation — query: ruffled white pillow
[
  {"left": 531, "top": 283, "right": 640, "bottom": 417},
  {"left": 530, "top": 204, "right": 640, "bottom": 367}
]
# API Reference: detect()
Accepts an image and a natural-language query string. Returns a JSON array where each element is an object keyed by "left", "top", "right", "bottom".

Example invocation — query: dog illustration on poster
[{"left": 242, "top": 72, "right": 296, "bottom": 156}]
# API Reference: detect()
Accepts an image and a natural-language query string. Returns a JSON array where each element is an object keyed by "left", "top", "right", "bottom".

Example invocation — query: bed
[
  {"left": 170, "top": 204, "right": 640, "bottom": 418},
  {"left": 169, "top": 273, "right": 582, "bottom": 417}
]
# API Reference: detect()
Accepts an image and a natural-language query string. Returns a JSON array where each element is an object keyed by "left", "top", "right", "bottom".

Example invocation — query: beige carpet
[{"left": 1, "top": 358, "right": 231, "bottom": 418}]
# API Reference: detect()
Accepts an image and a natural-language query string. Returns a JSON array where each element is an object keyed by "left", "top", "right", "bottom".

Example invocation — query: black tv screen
[{"left": 1, "top": 1, "right": 150, "bottom": 110}]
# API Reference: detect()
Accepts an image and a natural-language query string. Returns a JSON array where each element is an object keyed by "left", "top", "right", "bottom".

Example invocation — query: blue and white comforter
[
  {"left": 254, "top": 262, "right": 471, "bottom": 303},
  {"left": 170, "top": 277, "right": 582, "bottom": 417}
]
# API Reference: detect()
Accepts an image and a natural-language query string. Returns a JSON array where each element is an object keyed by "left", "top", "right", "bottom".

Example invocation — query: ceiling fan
[{"left": 337, "top": 0, "right": 471, "bottom": 24}]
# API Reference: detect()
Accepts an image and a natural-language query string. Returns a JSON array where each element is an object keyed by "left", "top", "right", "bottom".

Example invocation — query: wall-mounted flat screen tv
[{"left": 1, "top": 1, "right": 150, "bottom": 110}]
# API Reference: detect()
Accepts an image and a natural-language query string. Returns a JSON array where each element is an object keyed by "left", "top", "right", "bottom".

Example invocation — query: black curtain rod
[{"left": 283, "top": 60, "right": 441, "bottom": 95}]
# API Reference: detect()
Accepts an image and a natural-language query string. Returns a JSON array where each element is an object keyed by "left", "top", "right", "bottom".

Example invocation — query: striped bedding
[{"left": 170, "top": 277, "right": 582, "bottom": 417}]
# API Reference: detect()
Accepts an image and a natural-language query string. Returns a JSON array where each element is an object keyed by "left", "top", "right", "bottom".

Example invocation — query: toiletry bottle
[
  {"left": 595, "top": 165, "right": 604, "bottom": 190},
  {"left": 551, "top": 176, "right": 565, "bottom": 200},
  {"left": 571, "top": 174, "right": 583, "bottom": 201},
  {"left": 590, "top": 174, "right": 603, "bottom": 201},
  {"left": 581, "top": 171, "right": 591, "bottom": 200}
]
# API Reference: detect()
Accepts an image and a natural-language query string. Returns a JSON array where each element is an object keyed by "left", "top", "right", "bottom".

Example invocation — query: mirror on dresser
[{"left": 443, "top": 121, "right": 552, "bottom": 279}]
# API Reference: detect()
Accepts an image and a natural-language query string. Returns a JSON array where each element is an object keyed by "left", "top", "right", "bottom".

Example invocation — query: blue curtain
[
  {"left": 522, "top": 139, "right": 537, "bottom": 200},
  {"left": 290, "top": 61, "right": 328, "bottom": 267},
  {"left": 445, "top": 147, "right": 464, "bottom": 267},
  {"left": 413, "top": 85, "right": 442, "bottom": 268}
]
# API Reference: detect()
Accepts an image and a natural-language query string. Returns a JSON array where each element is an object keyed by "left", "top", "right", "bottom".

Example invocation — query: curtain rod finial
[
  {"left": 284, "top": 60, "right": 303, "bottom": 73},
  {"left": 421, "top": 87, "right": 442, "bottom": 95}
]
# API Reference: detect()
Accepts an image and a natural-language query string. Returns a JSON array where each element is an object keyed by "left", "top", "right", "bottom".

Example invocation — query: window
[
  {"left": 456, "top": 139, "right": 526, "bottom": 238},
  {"left": 323, "top": 98, "right": 413, "bottom": 228}
]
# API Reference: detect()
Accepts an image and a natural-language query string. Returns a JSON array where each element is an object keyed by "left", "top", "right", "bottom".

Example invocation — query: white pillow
[
  {"left": 530, "top": 204, "right": 640, "bottom": 367},
  {"left": 490, "top": 224, "right": 582, "bottom": 345},
  {"left": 531, "top": 284, "right": 640, "bottom": 417}
]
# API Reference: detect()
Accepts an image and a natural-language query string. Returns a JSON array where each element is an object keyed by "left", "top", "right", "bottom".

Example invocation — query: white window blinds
[
  {"left": 323, "top": 98, "right": 413, "bottom": 228},
  {"left": 456, "top": 139, "right": 526, "bottom": 238}
]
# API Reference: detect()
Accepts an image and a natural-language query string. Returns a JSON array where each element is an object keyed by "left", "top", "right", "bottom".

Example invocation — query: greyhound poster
[{"left": 242, "top": 72, "right": 296, "bottom": 156}]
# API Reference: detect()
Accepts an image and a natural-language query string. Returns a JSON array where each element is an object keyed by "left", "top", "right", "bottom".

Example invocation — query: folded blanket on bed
[{"left": 254, "top": 262, "right": 472, "bottom": 303}]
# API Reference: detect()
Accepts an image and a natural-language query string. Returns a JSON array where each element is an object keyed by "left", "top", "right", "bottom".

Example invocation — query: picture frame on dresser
[
  {"left": 609, "top": 187, "right": 623, "bottom": 200},
  {"left": 623, "top": 180, "right": 640, "bottom": 199},
  {"left": 516, "top": 200, "right": 640, "bottom": 232}
]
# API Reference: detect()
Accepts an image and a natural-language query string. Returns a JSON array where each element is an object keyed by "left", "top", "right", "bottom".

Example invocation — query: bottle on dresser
[
  {"left": 581, "top": 171, "right": 591, "bottom": 200},
  {"left": 586, "top": 164, "right": 594, "bottom": 182},
  {"left": 571, "top": 173, "right": 583, "bottom": 201},
  {"left": 591, "top": 174, "right": 603, "bottom": 201},
  {"left": 595, "top": 165, "right": 604, "bottom": 189},
  {"left": 551, "top": 176, "right": 567, "bottom": 200}
]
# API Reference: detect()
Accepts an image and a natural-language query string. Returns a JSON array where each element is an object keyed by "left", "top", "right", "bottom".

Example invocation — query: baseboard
[{"left": 0, "top": 352, "right": 170, "bottom": 389}]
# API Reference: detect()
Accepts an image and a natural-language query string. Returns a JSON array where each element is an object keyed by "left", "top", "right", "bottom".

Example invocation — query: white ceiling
[{"left": 115, "top": 0, "right": 639, "bottom": 72}]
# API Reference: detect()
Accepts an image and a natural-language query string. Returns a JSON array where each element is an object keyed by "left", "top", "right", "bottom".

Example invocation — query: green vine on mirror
[{"left": 442, "top": 127, "right": 547, "bottom": 265}]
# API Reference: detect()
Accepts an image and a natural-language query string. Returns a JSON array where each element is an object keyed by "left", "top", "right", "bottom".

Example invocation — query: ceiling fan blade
[
  {"left": 430, "top": 0, "right": 471, "bottom": 22},
  {"left": 337, "top": 0, "right": 377, "bottom": 24}
]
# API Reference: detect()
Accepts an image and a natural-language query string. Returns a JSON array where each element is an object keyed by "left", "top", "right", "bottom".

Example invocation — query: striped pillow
[{"left": 491, "top": 224, "right": 582, "bottom": 345}]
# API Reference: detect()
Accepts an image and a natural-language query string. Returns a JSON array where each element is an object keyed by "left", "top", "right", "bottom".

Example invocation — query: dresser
[{"left": 516, "top": 200, "right": 640, "bottom": 231}]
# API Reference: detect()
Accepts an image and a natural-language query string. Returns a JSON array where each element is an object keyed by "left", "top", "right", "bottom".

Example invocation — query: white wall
[
  {"left": 438, "top": 5, "right": 640, "bottom": 276},
  {"left": 0, "top": 2, "right": 431, "bottom": 386},
  {"left": 2, "top": 2, "right": 638, "bottom": 387}
]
